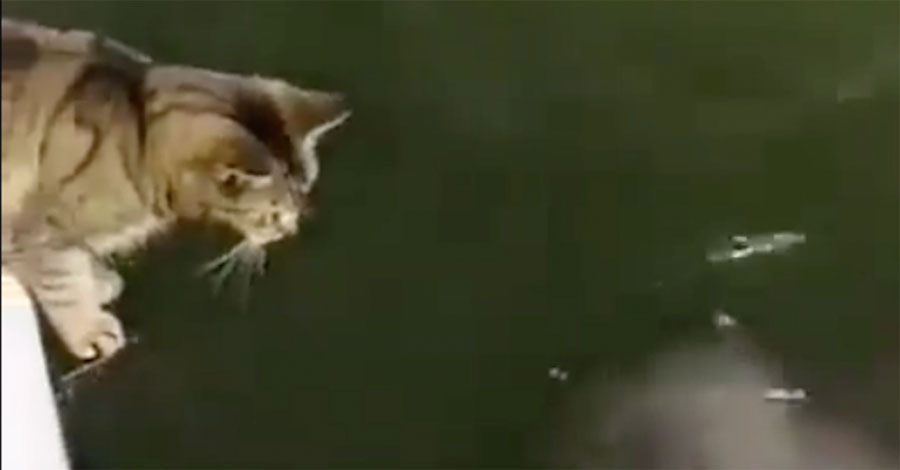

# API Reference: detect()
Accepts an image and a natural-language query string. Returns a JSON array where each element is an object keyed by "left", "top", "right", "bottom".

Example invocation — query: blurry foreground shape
[
  {"left": 550, "top": 339, "right": 894, "bottom": 468},
  {"left": 2, "top": 268, "right": 71, "bottom": 470}
]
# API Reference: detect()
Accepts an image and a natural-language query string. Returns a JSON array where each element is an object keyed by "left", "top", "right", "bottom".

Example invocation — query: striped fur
[{"left": 1, "top": 18, "right": 349, "bottom": 361}]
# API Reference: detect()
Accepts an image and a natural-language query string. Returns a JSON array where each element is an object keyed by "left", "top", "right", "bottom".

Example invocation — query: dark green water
[{"left": 4, "top": 2, "right": 898, "bottom": 468}]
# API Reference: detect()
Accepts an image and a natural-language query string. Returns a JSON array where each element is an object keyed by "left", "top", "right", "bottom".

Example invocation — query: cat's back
[
  {"left": 1, "top": 18, "right": 150, "bottom": 221},
  {"left": 3, "top": 18, "right": 100, "bottom": 142}
]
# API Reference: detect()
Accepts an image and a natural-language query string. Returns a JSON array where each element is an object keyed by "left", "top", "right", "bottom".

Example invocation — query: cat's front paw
[{"left": 57, "top": 310, "right": 126, "bottom": 360}]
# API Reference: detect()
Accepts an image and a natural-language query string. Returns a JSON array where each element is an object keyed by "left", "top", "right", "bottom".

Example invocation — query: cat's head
[{"left": 145, "top": 66, "right": 350, "bottom": 247}]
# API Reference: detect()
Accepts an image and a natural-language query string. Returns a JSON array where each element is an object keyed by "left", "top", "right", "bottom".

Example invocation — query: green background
[{"left": 4, "top": 2, "right": 898, "bottom": 468}]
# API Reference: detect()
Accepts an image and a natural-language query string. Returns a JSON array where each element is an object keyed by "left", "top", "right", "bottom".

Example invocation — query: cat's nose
[
  {"left": 267, "top": 211, "right": 296, "bottom": 235},
  {"left": 280, "top": 212, "right": 299, "bottom": 235}
]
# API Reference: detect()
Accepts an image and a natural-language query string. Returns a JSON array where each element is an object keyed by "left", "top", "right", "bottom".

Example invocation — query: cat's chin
[
  {"left": 244, "top": 231, "right": 286, "bottom": 248},
  {"left": 222, "top": 220, "right": 295, "bottom": 247}
]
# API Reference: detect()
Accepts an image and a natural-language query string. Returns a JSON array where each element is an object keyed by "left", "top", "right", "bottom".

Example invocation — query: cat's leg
[
  {"left": 14, "top": 246, "right": 126, "bottom": 360},
  {"left": 90, "top": 258, "right": 123, "bottom": 306}
]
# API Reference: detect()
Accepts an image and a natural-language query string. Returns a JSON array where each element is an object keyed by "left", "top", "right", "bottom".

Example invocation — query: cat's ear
[
  {"left": 250, "top": 78, "right": 350, "bottom": 193},
  {"left": 291, "top": 89, "right": 350, "bottom": 134},
  {"left": 289, "top": 91, "right": 350, "bottom": 194},
  {"left": 252, "top": 77, "right": 350, "bottom": 136}
]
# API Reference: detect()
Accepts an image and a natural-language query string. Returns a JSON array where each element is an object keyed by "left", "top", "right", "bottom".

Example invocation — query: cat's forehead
[
  {"left": 229, "top": 85, "right": 296, "bottom": 174},
  {"left": 147, "top": 66, "right": 348, "bottom": 192},
  {"left": 147, "top": 67, "right": 348, "bottom": 140}
]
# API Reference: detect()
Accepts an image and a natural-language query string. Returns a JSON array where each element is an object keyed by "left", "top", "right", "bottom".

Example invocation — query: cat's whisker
[
  {"left": 209, "top": 256, "right": 237, "bottom": 295},
  {"left": 240, "top": 243, "right": 267, "bottom": 275},
  {"left": 197, "top": 243, "right": 244, "bottom": 276},
  {"left": 197, "top": 242, "right": 245, "bottom": 294},
  {"left": 197, "top": 241, "right": 267, "bottom": 298},
  {"left": 233, "top": 243, "right": 266, "bottom": 306},
  {"left": 234, "top": 256, "right": 254, "bottom": 308}
]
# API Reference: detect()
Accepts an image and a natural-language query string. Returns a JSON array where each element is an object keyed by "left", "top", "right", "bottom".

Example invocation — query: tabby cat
[{"left": 1, "top": 18, "right": 350, "bottom": 361}]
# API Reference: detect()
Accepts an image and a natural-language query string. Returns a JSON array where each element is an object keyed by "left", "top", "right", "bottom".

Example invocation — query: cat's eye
[
  {"left": 218, "top": 171, "right": 243, "bottom": 195},
  {"left": 222, "top": 174, "right": 239, "bottom": 189}
]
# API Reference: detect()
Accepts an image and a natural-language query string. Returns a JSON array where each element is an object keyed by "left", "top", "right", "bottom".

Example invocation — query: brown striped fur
[{"left": 1, "top": 18, "right": 350, "bottom": 361}]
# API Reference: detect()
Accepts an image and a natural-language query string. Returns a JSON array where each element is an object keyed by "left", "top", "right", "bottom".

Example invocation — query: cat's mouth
[
  {"left": 200, "top": 204, "right": 305, "bottom": 292},
  {"left": 245, "top": 228, "right": 291, "bottom": 247},
  {"left": 215, "top": 207, "right": 301, "bottom": 247},
  {"left": 243, "top": 216, "right": 300, "bottom": 246}
]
